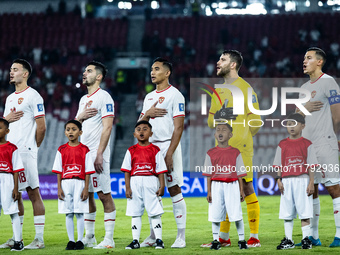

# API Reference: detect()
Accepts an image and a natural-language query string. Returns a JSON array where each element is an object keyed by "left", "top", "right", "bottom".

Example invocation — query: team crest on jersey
[
  {"left": 158, "top": 97, "right": 165, "bottom": 104},
  {"left": 311, "top": 90, "right": 317, "bottom": 98},
  {"left": 18, "top": 98, "right": 24, "bottom": 104},
  {"left": 86, "top": 100, "right": 93, "bottom": 108}
]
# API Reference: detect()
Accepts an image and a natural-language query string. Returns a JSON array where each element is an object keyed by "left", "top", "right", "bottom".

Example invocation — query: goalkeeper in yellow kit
[{"left": 201, "top": 50, "right": 262, "bottom": 248}]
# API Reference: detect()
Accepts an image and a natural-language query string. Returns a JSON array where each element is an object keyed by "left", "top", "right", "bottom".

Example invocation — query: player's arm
[
  {"left": 248, "top": 113, "right": 262, "bottom": 136},
  {"left": 331, "top": 103, "right": 340, "bottom": 133},
  {"left": 139, "top": 101, "right": 167, "bottom": 121},
  {"left": 35, "top": 116, "right": 46, "bottom": 147},
  {"left": 156, "top": 173, "right": 165, "bottom": 197},
  {"left": 238, "top": 177, "right": 245, "bottom": 202},
  {"left": 307, "top": 165, "right": 315, "bottom": 196},
  {"left": 57, "top": 173, "right": 65, "bottom": 200},
  {"left": 81, "top": 175, "right": 90, "bottom": 201},
  {"left": 124, "top": 172, "right": 132, "bottom": 199},
  {"left": 206, "top": 177, "right": 212, "bottom": 203},
  {"left": 165, "top": 116, "right": 184, "bottom": 172},
  {"left": 12, "top": 172, "right": 19, "bottom": 201},
  {"left": 94, "top": 116, "right": 114, "bottom": 173},
  {"left": 4, "top": 110, "right": 24, "bottom": 123}
]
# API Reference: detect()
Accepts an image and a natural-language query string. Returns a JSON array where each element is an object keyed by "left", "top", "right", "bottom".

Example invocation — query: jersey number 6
[{"left": 93, "top": 177, "right": 98, "bottom": 188}]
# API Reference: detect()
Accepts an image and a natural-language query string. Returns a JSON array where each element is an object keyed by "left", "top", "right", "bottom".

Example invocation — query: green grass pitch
[{"left": 0, "top": 195, "right": 339, "bottom": 254}]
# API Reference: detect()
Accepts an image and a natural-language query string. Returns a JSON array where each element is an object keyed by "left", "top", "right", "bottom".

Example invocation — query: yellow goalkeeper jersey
[{"left": 207, "top": 77, "right": 261, "bottom": 155}]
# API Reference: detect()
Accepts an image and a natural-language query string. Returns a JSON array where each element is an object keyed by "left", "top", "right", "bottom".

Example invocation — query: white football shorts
[
  {"left": 0, "top": 173, "right": 19, "bottom": 215},
  {"left": 18, "top": 151, "right": 39, "bottom": 191}
]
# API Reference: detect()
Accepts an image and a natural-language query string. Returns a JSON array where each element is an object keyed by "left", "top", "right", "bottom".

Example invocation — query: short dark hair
[
  {"left": 0, "top": 118, "right": 9, "bottom": 129},
  {"left": 135, "top": 120, "right": 152, "bottom": 129},
  {"left": 65, "top": 120, "right": 82, "bottom": 130},
  {"left": 222, "top": 50, "right": 243, "bottom": 71},
  {"left": 153, "top": 57, "right": 173, "bottom": 78},
  {"left": 306, "top": 47, "right": 326, "bottom": 67},
  {"left": 87, "top": 60, "right": 108, "bottom": 81},
  {"left": 216, "top": 123, "right": 233, "bottom": 132},
  {"left": 13, "top": 59, "right": 32, "bottom": 77},
  {"left": 287, "top": 113, "right": 305, "bottom": 124}
]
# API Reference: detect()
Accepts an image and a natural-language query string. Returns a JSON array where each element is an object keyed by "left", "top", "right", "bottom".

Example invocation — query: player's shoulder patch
[
  {"left": 106, "top": 104, "right": 113, "bottom": 112},
  {"left": 252, "top": 94, "right": 257, "bottom": 103},
  {"left": 179, "top": 103, "right": 184, "bottom": 112},
  {"left": 37, "top": 104, "right": 44, "bottom": 112}
]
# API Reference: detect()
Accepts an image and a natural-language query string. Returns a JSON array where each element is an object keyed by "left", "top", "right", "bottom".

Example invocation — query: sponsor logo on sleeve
[
  {"left": 106, "top": 104, "right": 113, "bottom": 112},
  {"left": 37, "top": 104, "right": 44, "bottom": 112},
  {"left": 179, "top": 103, "right": 184, "bottom": 111},
  {"left": 252, "top": 94, "right": 257, "bottom": 103}
]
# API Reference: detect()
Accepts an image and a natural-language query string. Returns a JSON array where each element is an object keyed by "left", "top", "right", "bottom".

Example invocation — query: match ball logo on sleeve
[
  {"left": 179, "top": 103, "right": 184, "bottom": 112},
  {"left": 37, "top": 104, "right": 44, "bottom": 112},
  {"left": 106, "top": 104, "right": 113, "bottom": 112}
]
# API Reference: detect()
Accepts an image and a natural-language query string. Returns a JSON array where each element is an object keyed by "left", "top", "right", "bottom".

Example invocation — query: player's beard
[
  {"left": 83, "top": 77, "right": 96, "bottom": 87},
  {"left": 217, "top": 64, "right": 231, "bottom": 78}
]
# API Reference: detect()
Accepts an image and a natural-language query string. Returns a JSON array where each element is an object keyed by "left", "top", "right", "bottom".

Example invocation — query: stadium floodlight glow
[
  {"left": 211, "top": 2, "right": 218, "bottom": 8},
  {"left": 327, "top": 0, "right": 334, "bottom": 5},
  {"left": 118, "top": 1, "right": 124, "bottom": 8},
  {"left": 277, "top": 0, "right": 282, "bottom": 7},
  {"left": 107, "top": 0, "right": 113, "bottom": 2},
  {"left": 285, "top": 1, "right": 296, "bottom": 11},
  {"left": 231, "top": 0, "right": 238, "bottom": 7},
  {"left": 318, "top": 1, "right": 323, "bottom": 6},
  {"left": 205, "top": 6, "right": 213, "bottom": 16},
  {"left": 218, "top": 2, "right": 227, "bottom": 8},
  {"left": 305, "top": 0, "right": 310, "bottom": 7},
  {"left": 215, "top": 3, "right": 267, "bottom": 15},
  {"left": 201, "top": 3, "right": 205, "bottom": 8},
  {"left": 151, "top": 1, "right": 160, "bottom": 9}
]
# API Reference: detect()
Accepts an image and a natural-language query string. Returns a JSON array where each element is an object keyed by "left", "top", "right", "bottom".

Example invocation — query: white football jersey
[
  {"left": 300, "top": 73, "right": 340, "bottom": 148},
  {"left": 76, "top": 88, "right": 114, "bottom": 159},
  {"left": 140, "top": 85, "right": 185, "bottom": 143},
  {"left": 4, "top": 86, "right": 45, "bottom": 153}
]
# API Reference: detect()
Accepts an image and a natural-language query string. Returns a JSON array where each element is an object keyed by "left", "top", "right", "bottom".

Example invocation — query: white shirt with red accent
[
  {"left": 0, "top": 142, "right": 24, "bottom": 173},
  {"left": 52, "top": 143, "right": 95, "bottom": 180},
  {"left": 140, "top": 85, "right": 185, "bottom": 143},
  {"left": 121, "top": 143, "right": 167, "bottom": 176},
  {"left": 76, "top": 88, "right": 114, "bottom": 158},
  {"left": 4, "top": 87, "right": 45, "bottom": 153},
  {"left": 273, "top": 137, "right": 318, "bottom": 177},
  {"left": 300, "top": 73, "right": 340, "bottom": 148}
]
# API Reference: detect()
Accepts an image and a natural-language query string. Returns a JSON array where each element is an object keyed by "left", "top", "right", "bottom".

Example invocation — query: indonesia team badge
[
  {"left": 159, "top": 97, "right": 165, "bottom": 104},
  {"left": 18, "top": 97, "right": 24, "bottom": 104}
]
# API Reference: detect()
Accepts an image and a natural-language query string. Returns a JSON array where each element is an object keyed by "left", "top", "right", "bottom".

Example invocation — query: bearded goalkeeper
[{"left": 201, "top": 50, "right": 262, "bottom": 248}]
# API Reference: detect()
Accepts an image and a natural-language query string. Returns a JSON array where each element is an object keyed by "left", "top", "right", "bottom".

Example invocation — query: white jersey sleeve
[
  {"left": 100, "top": 93, "right": 115, "bottom": 119},
  {"left": 236, "top": 153, "right": 246, "bottom": 176},
  {"left": 203, "top": 153, "right": 212, "bottom": 176},
  {"left": 32, "top": 94, "right": 45, "bottom": 119},
  {"left": 306, "top": 144, "right": 318, "bottom": 166},
  {"left": 12, "top": 149, "right": 24, "bottom": 172},
  {"left": 172, "top": 92, "right": 185, "bottom": 118},
  {"left": 52, "top": 151, "right": 62, "bottom": 174},
  {"left": 155, "top": 150, "right": 167, "bottom": 174},
  {"left": 121, "top": 150, "right": 132, "bottom": 172},
  {"left": 85, "top": 152, "right": 95, "bottom": 174},
  {"left": 325, "top": 78, "right": 340, "bottom": 106},
  {"left": 273, "top": 146, "right": 282, "bottom": 167}
]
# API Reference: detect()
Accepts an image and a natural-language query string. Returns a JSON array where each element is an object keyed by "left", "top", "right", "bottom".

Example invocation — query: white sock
[
  {"left": 10, "top": 214, "right": 21, "bottom": 242},
  {"left": 250, "top": 233, "right": 259, "bottom": 239},
  {"left": 148, "top": 217, "right": 156, "bottom": 239},
  {"left": 284, "top": 220, "right": 294, "bottom": 241},
  {"left": 84, "top": 212, "right": 96, "bottom": 238},
  {"left": 219, "top": 231, "right": 229, "bottom": 240},
  {"left": 301, "top": 224, "right": 311, "bottom": 238},
  {"left": 131, "top": 216, "right": 142, "bottom": 241},
  {"left": 151, "top": 216, "right": 162, "bottom": 240},
  {"left": 19, "top": 216, "right": 24, "bottom": 240},
  {"left": 66, "top": 213, "right": 75, "bottom": 242},
  {"left": 235, "top": 220, "right": 245, "bottom": 241},
  {"left": 171, "top": 193, "right": 186, "bottom": 240},
  {"left": 212, "top": 222, "right": 220, "bottom": 241},
  {"left": 75, "top": 213, "right": 84, "bottom": 242},
  {"left": 333, "top": 197, "right": 340, "bottom": 238},
  {"left": 104, "top": 211, "right": 116, "bottom": 240},
  {"left": 34, "top": 215, "right": 45, "bottom": 242},
  {"left": 312, "top": 198, "right": 320, "bottom": 239}
]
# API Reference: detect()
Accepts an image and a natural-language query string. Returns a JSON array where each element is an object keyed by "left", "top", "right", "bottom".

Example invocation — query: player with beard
[
  {"left": 201, "top": 50, "right": 262, "bottom": 248},
  {"left": 75, "top": 61, "right": 116, "bottom": 249}
]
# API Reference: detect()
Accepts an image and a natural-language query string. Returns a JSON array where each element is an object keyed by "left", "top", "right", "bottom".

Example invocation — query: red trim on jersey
[
  {"left": 173, "top": 114, "right": 185, "bottom": 119},
  {"left": 85, "top": 219, "right": 95, "bottom": 222},
  {"left": 87, "top": 88, "right": 101, "bottom": 98},
  {"left": 157, "top": 170, "right": 168, "bottom": 175},
  {"left": 156, "top": 85, "right": 171, "bottom": 93},
  {"left": 52, "top": 170, "right": 60, "bottom": 174},
  {"left": 104, "top": 219, "right": 116, "bottom": 222},
  {"left": 34, "top": 114, "right": 45, "bottom": 119},
  {"left": 13, "top": 168, "right": 24, "bottom": 173},
  {"left": 34, "top": 223, "right": 45, "bottom": 225},
  {"left": 121, "top": 168, "right": 130, "bottom": 173},
  {"left": 248, "top": 112, "right": 253, "bottom": 115},
  {"left": 15, "top": 86, "right": 30, "bottom": 94},
  {"left": 310, "top": 73, "right": 324, "bottom": 84},
  {"left": 173, "top": 198, "right": 184, "bottom": 204},
  {"left": 102, "top": 114, "right": 115, "bottom": 119},
  {"left": 209, "top": 112, "right": 215, "bottom": 115},
  {"left": 86, "top": 170, "right": 96, "bottom": 175},
  {"left": 247, "top": 201, "right": 258, "bottom": 205}
]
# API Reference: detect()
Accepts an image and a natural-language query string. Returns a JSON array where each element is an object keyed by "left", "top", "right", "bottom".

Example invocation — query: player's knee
[
  {"left": 168, "top": 185, "right": 181, "bottom": 197},
  {"left": 326, "top": 184, "right": 340, "bottom": 199}
]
